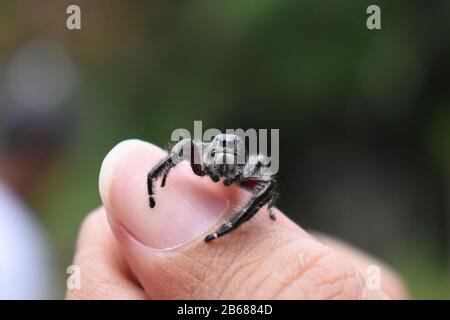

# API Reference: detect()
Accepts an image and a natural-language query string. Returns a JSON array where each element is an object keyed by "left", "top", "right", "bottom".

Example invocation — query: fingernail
[{"left": 99, "top": 139, "right": 227, "bottom": 249}]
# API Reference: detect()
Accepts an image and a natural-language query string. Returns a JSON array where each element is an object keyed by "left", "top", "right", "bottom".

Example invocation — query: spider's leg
[
  {"left": 190, "top": 140, "right": 207, "bottom": 177},
  {"left": 268, "top": 198, "right": 276, "bottom": 220},
  {"left": 147, "top": 155, "right": 174, "bottom": 208},
  {"left": 205, "top": 179, "right": 275, "bottom": 242},
  {"left": 147, "top": 138, "right": 203, "bottom": 208},
  {"left": 242, "top": 154, "right": 276, "bottom": 220}
]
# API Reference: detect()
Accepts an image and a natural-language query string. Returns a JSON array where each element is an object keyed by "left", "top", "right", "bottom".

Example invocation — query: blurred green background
[{"left": 1, "top": 0, "right": 450, "bottom": 298}]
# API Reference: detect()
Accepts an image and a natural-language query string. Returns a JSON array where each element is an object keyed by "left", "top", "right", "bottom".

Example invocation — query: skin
[{"left": 66, "top": 139, "right": 408, "bottom": 300}]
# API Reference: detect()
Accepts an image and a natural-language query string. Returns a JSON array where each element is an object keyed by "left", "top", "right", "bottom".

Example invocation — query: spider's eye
[{"left": 210, "top": 151, "right": 215, "bottom": 157}]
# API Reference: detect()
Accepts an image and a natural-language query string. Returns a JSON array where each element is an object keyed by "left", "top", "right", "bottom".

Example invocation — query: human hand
[{"left": 66, "top": 140, "right": 407, "bottom": 300}]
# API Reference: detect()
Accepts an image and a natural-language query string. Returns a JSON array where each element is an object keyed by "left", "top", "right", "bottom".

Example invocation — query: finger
[
  {"left": 311, "top": 232, "right": 408, "bottom": 299},
  {"left": 100, "top": 139, "right": 386, "bottom": 299},
  {"left": 66, "top": 207, "right": 147, "bottom": 300}
]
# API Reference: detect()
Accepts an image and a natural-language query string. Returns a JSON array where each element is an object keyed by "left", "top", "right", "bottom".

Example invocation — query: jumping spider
[{"left": 147, "top": 134, "right": 278, "bottom": 242}]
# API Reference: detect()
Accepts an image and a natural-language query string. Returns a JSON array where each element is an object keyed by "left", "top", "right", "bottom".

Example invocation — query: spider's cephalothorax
[{"left": 147, "top": 133, "right": 278, "bottom": 242}]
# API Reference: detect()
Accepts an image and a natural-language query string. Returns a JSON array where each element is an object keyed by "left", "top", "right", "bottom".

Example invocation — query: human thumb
[{"left": 99, "top": 139, "right": 385, "bottom": 299}]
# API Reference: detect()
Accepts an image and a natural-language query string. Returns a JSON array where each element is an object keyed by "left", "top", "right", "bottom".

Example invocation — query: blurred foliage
[{"left": 1, "top": 0, "right": 450, "bottom": 298}]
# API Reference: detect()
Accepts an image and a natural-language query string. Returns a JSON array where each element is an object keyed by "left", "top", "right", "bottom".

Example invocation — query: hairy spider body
[{"left": 147, "top": 134, "right": 277, "bottom": 242}]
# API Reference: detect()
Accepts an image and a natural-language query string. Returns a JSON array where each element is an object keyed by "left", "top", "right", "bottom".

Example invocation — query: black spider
[{"left": 147, "top": 133, "right": 278, "bottom": 242}]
